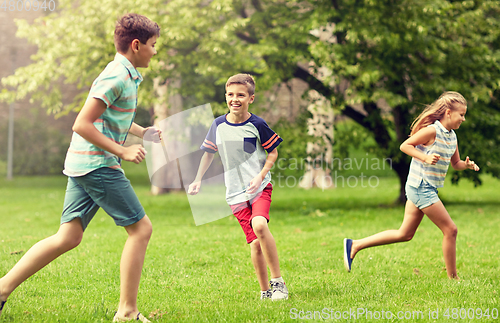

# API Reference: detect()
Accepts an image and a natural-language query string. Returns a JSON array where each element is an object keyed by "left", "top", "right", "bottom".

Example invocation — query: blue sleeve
[
  {"left": 200, "top": 120, "right": 218, "bottom": 154},
  {"left": 255, "top": 117, "right": 283, "bottom": 153}
]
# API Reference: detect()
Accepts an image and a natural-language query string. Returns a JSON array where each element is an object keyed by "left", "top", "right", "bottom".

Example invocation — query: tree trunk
[
  {"left": 299, "top": 88, "right": 335, "bottom": 190},
  {"left": 391, "top": 102, "right": 413, "bottom": 205},
  {"left": 150, "top": 77, "right": 184, "bottom": 195},
  {"left": 292, "top": 65, "right": 415, "bottom": 204},
  {"left": 391, "top": 158, "right": 410, "bottom": 205}
]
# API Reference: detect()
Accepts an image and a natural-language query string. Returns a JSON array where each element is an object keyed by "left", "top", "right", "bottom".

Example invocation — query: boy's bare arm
[
  {"left": 188, "top": 152, "right": 215, "bottom": 195},
  {"left": 129, "top": 122, "right": 162, "bottom": 142},
  {"left": 260, "top": 148, "right": 278, "bottom": 179},
  {"left": 129, "top": 122, "right": 146, "bottom": 138},
  {"left": 72, "top": 98, "right": 146, "bottom": 164},
  {"left": 247, "top": 148, "right": 278, "bottom": 194}
]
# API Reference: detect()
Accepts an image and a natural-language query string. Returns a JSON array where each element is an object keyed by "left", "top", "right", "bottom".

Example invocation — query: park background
[{"left": 1, "top": 0, "right": 499, "bottom": 322}]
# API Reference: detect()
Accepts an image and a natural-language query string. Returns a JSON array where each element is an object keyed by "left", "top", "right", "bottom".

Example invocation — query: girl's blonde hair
[{"left": 410, "top": 91, "right": 467, "bottom": 136}]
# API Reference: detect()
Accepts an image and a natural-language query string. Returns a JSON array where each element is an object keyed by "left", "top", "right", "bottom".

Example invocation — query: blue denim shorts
[
  {"left": 61, "top": 167, "right": 146, "bottom": 231},
  {"left": 405, "top": 180, "right": 440, "bottom": 209}
]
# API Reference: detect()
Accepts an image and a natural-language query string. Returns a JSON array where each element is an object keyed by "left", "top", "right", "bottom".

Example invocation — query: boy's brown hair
[
  {"left": 226, "top": 74, "right": 256, "bottom": 96},
  {"left": 114, "top": 13, "right": 160, "bottom": 53}
]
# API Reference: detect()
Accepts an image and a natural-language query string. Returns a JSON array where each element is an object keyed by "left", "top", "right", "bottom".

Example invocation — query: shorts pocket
[{"left": 243, "top": 137, "right": 257, "bottom": 154}]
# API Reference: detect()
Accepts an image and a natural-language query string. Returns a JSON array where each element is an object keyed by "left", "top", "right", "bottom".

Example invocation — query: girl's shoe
[
  {"left": 344, "top": 238, "right": 354, "bottom": 272},
  {"left": 112, "top": 312, "right": 151, "bottom": 323}
]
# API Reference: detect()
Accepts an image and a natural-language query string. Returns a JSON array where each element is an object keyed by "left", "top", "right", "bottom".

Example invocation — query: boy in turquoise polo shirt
[{"left": 0, "top": 13, "right": 160, "bottom": 322}]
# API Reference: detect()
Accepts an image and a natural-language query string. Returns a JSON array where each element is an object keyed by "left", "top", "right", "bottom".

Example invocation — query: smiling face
[
  {"left": 225, "top": 83, "right": 255, "bottom": 115},
  {"left": 134, "top": 35, "right": 157, "bottom": 68},
  {"left": 447, "top": 104, "right": 467, "bottom": 130}
]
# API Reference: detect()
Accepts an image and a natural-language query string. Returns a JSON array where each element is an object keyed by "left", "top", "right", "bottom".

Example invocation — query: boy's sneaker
[
  {"left": 270, "top": 280, "right": 288, "bottom": 301},
  {"left": 0, "top": 299, "right": 6, "bottom": 318},
  {"left": 260, "top": 289, "right": 272, "bottom": 300},
  {"left": 112, "top": 312, "right": 151, "bottom": 323}
]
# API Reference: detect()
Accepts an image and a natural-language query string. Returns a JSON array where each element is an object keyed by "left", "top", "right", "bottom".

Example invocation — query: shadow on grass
[{"left": 440, "top": 199, "right": 500, "bottom": 207}]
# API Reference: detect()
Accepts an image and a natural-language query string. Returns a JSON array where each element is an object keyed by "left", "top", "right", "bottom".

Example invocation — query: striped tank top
[{"left": 406, "top": 120, "right": 457, "bottom": 188}]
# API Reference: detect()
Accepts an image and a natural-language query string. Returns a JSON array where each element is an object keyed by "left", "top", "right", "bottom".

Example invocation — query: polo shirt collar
[
  {"left": 435, "top": 120, "right": 451, "bottom": 134},
  {"left": 114, "top": 53, "right": 143, "bottom": 83}
]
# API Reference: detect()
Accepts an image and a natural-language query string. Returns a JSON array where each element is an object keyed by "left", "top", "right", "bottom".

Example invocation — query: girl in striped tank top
[{"left": 343, "top": 92, "right": 479, "bottom": 279}]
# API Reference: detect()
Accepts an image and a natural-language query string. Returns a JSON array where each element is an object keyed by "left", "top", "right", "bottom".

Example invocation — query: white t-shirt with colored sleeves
[{"left": 200, "top": 114, "right": 283, "bottom": 205}]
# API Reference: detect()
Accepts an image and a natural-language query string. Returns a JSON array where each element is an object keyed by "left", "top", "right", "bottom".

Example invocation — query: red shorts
[{"left": 230, "top": 184, "right": 273, "bottom": 244}]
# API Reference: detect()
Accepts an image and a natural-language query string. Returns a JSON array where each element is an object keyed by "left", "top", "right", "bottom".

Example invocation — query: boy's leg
[
  {"left": 421, "top": 201, "right": 458, "bottom": 279},
  {"left": 231, "top": 203, "right": 272, "bottom": 296},
  {"left": 350, "top": 200, "right": 424, "bottom": 259},
  {"left": 115, "top": 215, "right": 152, "bottom": 319},
  {"left": 0, "top": 219, "right": 83, "bottom": 301},
  {"left": 251, "top": 216, "right": 281, "bottom": 279},
  {"left": 249, "top": 239, "right": 270, "bottom": 291},
  {"left": 248, "top": 185, "right": 281, "bottom": 279},
  {"left": 251, "top": 217, "right": 288, "bottom": 300},
  {"left": 71, "top": 168, "right": 151, "bottom": 319}
]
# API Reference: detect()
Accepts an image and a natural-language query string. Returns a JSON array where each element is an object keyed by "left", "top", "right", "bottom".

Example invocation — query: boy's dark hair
[
  {"left": 226, "top": 74, "right": 256, "bottom": 96},
  {"left": 114, "top": 13, "right": 160, "bottom": 53}
]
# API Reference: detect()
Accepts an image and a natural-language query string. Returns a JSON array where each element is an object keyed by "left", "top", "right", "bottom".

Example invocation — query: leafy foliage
[
  {"left": 2, "top": 0, "right": 500, "bottom": 201},
  {"left": 0, "top": 116, "right": 68, "bottom": 175},
  {"left": 270, "top": 113, "right": 311, "bottom": 178}
]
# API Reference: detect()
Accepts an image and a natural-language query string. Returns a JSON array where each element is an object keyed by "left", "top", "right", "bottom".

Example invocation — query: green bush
[
  {"left": 0, "top": 117, "right": 68, "bottom": 176},
  {"left": 271, "top": 114, "right": 311, "bottom": 179}
]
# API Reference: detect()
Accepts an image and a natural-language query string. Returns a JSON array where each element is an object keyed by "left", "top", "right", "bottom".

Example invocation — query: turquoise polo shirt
[{"left": 63, "top": 53, "right": 143, "bottom": 177}]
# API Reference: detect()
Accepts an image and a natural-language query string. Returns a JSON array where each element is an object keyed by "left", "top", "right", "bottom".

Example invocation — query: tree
[{"left": 2, "top": 0, "right": 500, "bottom": 202}]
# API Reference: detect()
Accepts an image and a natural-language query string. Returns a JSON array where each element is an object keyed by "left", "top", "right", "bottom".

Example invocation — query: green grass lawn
[{"left": 0, "top": 163, "right": 499, "bottom": 322}]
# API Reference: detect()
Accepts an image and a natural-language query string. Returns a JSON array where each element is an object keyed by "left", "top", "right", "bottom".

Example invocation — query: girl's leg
[
  {"left": 250, "top": 240, "right": 270, "bottom": 291},
  {"left": 251, "top": 216, "right": 281, "bottom": 279},
  {"left": 116, "top": 215, "right": 152, "bottom": 319},
  {"left": 350, "top": 201, "right": 424, "bottom": 259},
  {"left": 0, "top": 219, "right": 84, "bottom": 300},
  {"left": 421, "top": 201, "right": 458, "bottom": 279}
]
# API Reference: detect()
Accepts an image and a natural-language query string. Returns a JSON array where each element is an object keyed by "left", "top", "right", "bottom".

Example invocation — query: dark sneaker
[
  {"left": 260, "top": 289, "right": 272, "bottom": 300},
  {"left": 270, "top": 281, "right": 288, "bottom": 300},
  {"left": 344, "top": 238, "right": 354, "bottom": 272},
  {"left": 0, "top": 300, "right": 5, "bottom": 318}
]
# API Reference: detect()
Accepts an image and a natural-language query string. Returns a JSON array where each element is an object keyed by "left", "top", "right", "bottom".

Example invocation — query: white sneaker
[
  {"left": 112, "top": 312, "right": 151, "bottom": 322},
  {"left": 260, "top": 289, "right": 272, "bottom": 300},
  {"left": 270, "top": 281, "right": 289, "bottom": 300}
]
